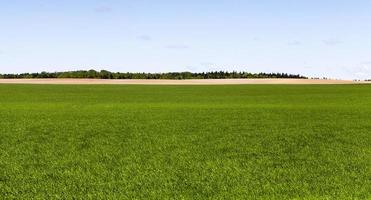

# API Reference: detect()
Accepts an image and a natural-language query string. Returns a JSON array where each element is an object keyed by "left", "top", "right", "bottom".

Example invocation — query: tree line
[{"left": 0, "top": 70, "right": 307, "bottom": 79}]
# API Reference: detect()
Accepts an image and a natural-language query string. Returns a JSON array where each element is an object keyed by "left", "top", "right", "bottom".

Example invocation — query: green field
[{"left": 0, "top": 84, "right": 370, "bottom": 199}]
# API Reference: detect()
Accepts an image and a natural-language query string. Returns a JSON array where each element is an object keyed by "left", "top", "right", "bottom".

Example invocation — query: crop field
[{"left": 0, "top": 84, "right": 370, "bottom": 199}]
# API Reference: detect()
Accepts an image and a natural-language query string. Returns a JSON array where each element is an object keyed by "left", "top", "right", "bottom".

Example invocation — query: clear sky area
[{"left": 1, "top": 0, "right": 370, "bottom": 79}]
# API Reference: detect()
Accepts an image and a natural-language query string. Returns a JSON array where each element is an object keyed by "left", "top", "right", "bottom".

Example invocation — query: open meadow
[{"left": 0, "top": 84, "right": 370, "bottom": 199}]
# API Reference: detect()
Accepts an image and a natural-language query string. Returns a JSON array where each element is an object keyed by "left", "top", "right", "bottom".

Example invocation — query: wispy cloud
[
  {"left": 185, "top": 66, "right": 199, "bottom": 72},
  {"left": 288, "top": 40, "right": 301, "bottom": 46},
  {"left": 165, "top": 44, "right": 189, "bottom": 49},
  {"left": 200, "top": 62, "right": 221, "bottom": 71},
  {"left": 360, "top": 61, "right": 371, "bottom": 65},
  {"left": 345, "top": 62, "right": 371, "bottom": 79},
  {"left": 137, "top": 35, "right": 152, "bottom": 41},
  {"left": 252, "top": 37, "right": 260, "bottom": 41},
  {"left": 94, "top": 6, "right": 112, "bottom": 13},
  {"left": 353, "top": 66, "right": 371, "bottom": 78},
  {"left": 200, "top": 62, "right": 215, "bottom": 67},
  {"left": 323, "top": 39, "right": 342, "bottom": 46}
]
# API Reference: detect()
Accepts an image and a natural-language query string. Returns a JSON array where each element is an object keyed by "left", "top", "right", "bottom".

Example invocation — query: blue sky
[{"left": 0, "top": 0, "right": 370, "bottom": 79}]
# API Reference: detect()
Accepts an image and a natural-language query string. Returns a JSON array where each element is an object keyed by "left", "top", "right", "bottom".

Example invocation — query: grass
[{"left": 0, "top": 84, "right": 370, "bottom": 199}]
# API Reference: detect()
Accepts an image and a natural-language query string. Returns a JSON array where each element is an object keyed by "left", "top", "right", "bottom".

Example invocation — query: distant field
[{"left": 0, "top": 84, "right": 370, "bottom": 199}]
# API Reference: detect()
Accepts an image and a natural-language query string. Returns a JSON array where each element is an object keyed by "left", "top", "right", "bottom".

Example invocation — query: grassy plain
[{"left": 0, "top": 84, "right": 370, "bottom": 199}]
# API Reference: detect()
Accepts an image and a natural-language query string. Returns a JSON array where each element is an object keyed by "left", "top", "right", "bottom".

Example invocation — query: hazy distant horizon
[
  {"left": 0, "top": 67, "right": 368, "bottom": 80},
  {"left": 0, "top": 69, "right": 361, "bottom": 80},
  {"left": 1, "top": 0, "right": 370, "bottom": 79}
]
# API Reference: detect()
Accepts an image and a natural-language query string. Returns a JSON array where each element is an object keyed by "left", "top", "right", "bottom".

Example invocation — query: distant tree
[{"left": 0, "top": 70, "right": 308, "bottom": 79}]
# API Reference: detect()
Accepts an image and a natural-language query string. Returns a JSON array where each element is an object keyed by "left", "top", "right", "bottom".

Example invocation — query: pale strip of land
[{"left": 0, "top": 78, "right": 369, "bottom": 85}]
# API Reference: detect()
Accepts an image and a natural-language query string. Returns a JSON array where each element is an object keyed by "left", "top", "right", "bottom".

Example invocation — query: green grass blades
[{"left": 0, "top": 84, "right": 370, "bottom": 199}]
